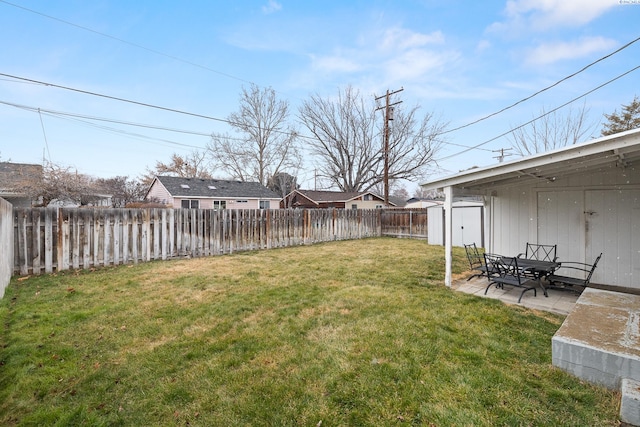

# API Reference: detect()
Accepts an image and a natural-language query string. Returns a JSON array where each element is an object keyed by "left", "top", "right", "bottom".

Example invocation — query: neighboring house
[
  {"left": 146, "top": 176, "right": 281, "bottom": 210},
  {"left": 48, "top": 193, "right": 113, "bottom": 208},
  {"left": 0, "top": 162, "right": 42, "bottom": 207},
  {"left": 281, "top": 189, "right": 396, "bottom": 209},
  {"left": 420, "top": 127, "right": 640, "bottom": 292}
]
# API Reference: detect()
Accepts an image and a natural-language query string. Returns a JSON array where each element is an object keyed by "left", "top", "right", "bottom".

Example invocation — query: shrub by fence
[{"left": 12, "top": 208, "right": 415, "bottom": 275}]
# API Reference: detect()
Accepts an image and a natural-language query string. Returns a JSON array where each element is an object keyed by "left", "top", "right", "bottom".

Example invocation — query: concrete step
[{"left": 552, "top": 288, "right": 640, "bottom": 426}]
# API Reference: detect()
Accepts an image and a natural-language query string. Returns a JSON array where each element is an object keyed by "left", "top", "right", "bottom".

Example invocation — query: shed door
[
  {"left": 585, "top": 189, "right": 640, "bottom": 288},
  {"left": 454, "top": 207, "right": 483, "bottom": 247}
]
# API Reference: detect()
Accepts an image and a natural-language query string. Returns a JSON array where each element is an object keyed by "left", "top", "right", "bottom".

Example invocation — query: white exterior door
[
  {"left": 537, "top": 189, "right": 640, "bottom": 289},
  {"left": 585, "top": 189, "right": 640, "bottom": 288}
]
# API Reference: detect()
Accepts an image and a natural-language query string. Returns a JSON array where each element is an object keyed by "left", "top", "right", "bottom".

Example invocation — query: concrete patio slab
[{"left": 452, "top": 275, "right": 579, "bottom": 316}]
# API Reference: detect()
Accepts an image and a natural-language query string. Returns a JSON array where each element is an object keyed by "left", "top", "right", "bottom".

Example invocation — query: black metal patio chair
[
  {"left": 483, "top": 254, "right": 537, "bottom": 303},
  {"left": 464, "top": 243, "right": 491, "bottom": 281},
  {"left": 518, "top": 242, "right": 558, "bottom": 262},
  {"left": 546, "top": 253, "right": 602, "bottom": 294}
]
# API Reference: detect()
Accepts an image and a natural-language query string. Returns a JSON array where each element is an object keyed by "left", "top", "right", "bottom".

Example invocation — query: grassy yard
[{"left": 0, "top": 238, "right": 619, "bottom": 426}]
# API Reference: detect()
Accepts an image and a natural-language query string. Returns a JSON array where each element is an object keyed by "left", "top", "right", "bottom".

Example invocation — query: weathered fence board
[
  {"left": 381, "top": 209, "right": 428, "bottom": 238},
  {"left": 12, "top": 207, "right": 427, "bottom": 275}
]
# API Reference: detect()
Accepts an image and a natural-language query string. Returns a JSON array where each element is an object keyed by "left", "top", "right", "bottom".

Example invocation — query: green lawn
[{"left": 0, "top": 238, "right": 619, "bottom": 426}]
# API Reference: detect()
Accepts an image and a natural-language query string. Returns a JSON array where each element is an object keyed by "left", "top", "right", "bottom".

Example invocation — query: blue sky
[{"left": 1, "top": 0, "right": 639, "bottom": 192}]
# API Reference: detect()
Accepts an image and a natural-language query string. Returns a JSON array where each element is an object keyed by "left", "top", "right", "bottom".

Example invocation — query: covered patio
[{"left": 422, "top": 128, "right": 640, "bottom": 425}]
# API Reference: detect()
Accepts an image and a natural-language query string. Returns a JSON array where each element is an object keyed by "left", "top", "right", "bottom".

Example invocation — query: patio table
[{"left": 510, "top": 258, "right": 559, "bottom": 297}]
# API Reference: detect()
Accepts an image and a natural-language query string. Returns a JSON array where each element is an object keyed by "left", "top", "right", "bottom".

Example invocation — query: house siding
[
  {"left": 146, "top": 178, "right": 280, "bottom": 210},
  {"left": 351, "top": 200, "right": 385, "bottom": 209},
  {"left": 147, "top": 182, "right": 174, "bottom": 205}
]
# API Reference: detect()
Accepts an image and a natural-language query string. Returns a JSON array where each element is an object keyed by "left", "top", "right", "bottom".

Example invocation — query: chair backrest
[
  {"left": 464, "top": 243, "right": 482, "bottom": 269},
  {"left": 484, "top": 254, "right": 528, "bottom": 284},
  {"left": 483, "top": 253, "right": 511, "bottom": 276},
  {"left": 525, "top": 243, "right": 557, "bottom": 262},
  {"left": 585, "top": 253, "right": 603, "bottom": 284}
]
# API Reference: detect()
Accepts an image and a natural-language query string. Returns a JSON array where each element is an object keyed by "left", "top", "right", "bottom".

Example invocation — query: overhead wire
[
  {"left": 435, "top": 63, "right": 640, "bottom": 162},
  {"left": 0, "top": 0, "right": 255, "bottom": 86},
  {"left": 0, "top": 72, "right": 315, "bottom": 143},
  {"left": 3, "top": 0, "right": 638, "bottom": 138},
  {"left": 440, "top": 34, "right": 640, "bottom": 135}
]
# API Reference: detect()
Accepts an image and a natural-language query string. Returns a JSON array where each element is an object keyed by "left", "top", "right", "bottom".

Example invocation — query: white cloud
[
  {"left": 379, "top": 28, "right": 444, "bottom": 51},
  {"left": 384, "top": 49, "right": 458, "bottom": 81},
  {"left": 262, "top": 0, "right": 282, "bottom": 14},
  {"left": 525, "top": 36, "right": 617, "bottom": 66},
  {"left": 306, "top": 27, "right": 455, "bottom": 82},
  {"left": 492, "top": 0, "right": 617, "bottom": 32},
  {"left": 309, "top": 52, "right": 362, "bottom": 73}
]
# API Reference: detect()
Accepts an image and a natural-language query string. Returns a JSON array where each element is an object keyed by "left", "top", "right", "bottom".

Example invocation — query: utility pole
[
  {"left": 375, "top": 87, "right": 403, "bottom": 207},
  {"left": 492, "top": 147, "right": 513, "bottom": 163}
]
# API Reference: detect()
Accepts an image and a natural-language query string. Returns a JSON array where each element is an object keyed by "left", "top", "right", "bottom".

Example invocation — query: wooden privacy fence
[
  {"left": 13, "top": 208, "right": 400, "bottom": 276},
  {"left": 381, "top": 209, "right": 428, "bottom": 238}
]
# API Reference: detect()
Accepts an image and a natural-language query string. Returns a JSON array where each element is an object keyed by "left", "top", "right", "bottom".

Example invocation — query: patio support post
[{"left": 444, "top": 186, "right": 453, "bottom": 287}]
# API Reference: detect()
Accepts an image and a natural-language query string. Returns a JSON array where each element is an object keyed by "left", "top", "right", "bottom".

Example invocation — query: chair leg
[
  {"left": 484, "top": 281, "right": 495, "bottom": 295},
  {"left": 517, "top": 286, "right": 536, "bottom": 303}
]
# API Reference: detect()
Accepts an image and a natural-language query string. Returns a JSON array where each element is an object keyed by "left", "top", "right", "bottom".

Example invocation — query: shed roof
[
  {"left": 153, "top": 176, "right": 280, "bottom": 199},
  {"left": 421, "top": 128, "right": 640, "bottom": 193}
]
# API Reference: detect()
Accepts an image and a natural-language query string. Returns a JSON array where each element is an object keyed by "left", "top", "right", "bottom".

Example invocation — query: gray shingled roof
[
  {"left": 295, "top": 190, "right": 366, "bottom": 203},
  {"left": 156, "top": 176, "right": 280, "bottom": 199},
  {"left": 295, "top": 190, "right": 396, "bottom": 205},
  {"left": 0, "top": 162, "right": 43, "bottom": 191}
]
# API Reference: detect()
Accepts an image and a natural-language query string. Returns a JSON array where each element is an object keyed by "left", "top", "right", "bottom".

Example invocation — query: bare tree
[
  {"left": 508, "top": 103, "right": 596, "bottom": 157},
  {"left": 298, "top": 86, "right": 447, "bottom": 192},
  {"left": 391, "top": 186, "right": 410, "bottom": 201},
  {"left": 94, "top": 176, "right": 147, "bottom": 207},
  {"left": 19, "top": 162, "right": 95, "bottom": 206},
  {"left": 267, "top": 171, "right": 298, "bottom": 202},
  {"left": 601, "top": 95, "right": 640, "bottom": 136},
  {"left": 141, "top": 151, "right": 212, "bottom": 187},
  {"left": 208, "top": 84, "right": 301, "bottom": 185}
]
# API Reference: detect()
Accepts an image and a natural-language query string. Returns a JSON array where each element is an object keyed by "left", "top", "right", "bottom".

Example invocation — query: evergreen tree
[{"left": 601, "top": 96, "right": 640, "bottom": 136}]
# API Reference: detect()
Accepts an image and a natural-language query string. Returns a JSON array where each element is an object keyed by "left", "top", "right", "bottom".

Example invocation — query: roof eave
[{"left": 421, "top": 128, "right": 640, "bottom": 191}]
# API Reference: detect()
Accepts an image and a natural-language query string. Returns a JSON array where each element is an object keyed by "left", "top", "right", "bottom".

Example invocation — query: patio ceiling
[{"left": 422, "top": 128, "right": 640, "bottom": 194}]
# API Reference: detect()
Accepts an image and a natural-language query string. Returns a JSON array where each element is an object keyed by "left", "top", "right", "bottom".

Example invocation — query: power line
[
  {"left": 440, "top": 34, "right": 640, "bottom": 135},
  {"left": 435, "top": 63, "right": 640, "bottom": 162},
  {"left": 0, "top": 72, "right": 313, "bottom": 143},
  {"left": 0, "top": 0, "right": 254, "bottom": 86},
  {"left": 37, "top": 109, "right": 52, "bottom": 162},
  {"left": 2, "top": 0, "right": 639, "bottom": 152},
  {"left": 0, "top": 99, "right": 259, "bottom": 151}
]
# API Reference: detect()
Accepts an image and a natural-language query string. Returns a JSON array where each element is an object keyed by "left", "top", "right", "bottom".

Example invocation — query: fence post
[{"left": 0, "top": 198, "right": 13, "bottom": 298}]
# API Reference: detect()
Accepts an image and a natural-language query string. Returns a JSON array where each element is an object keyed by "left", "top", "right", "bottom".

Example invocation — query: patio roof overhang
[
  {"left": 421, "top": 128, "right": 640, "bottom": 195},
  {"left": 421, "top": 128, "right": 640, "bottom": 288}
]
